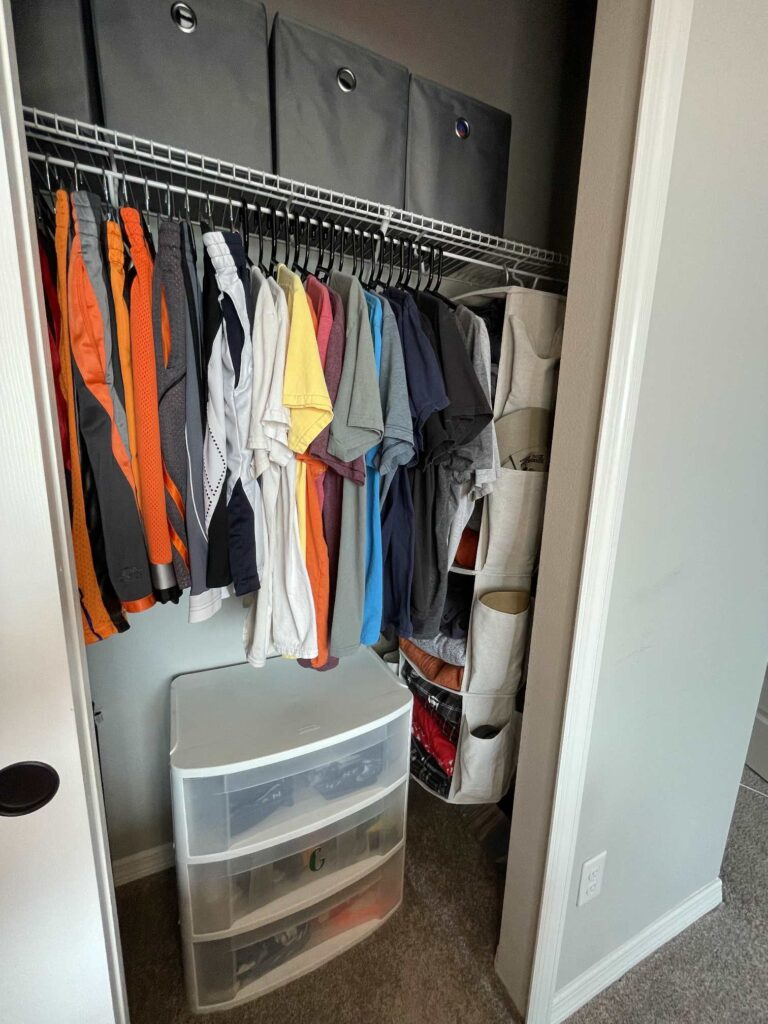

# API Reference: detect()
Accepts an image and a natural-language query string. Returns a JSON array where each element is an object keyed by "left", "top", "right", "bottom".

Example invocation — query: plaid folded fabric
[
  {"left": 410, "top": 735, "right": 452, "bottom": 798},
  {"left": 402, "top": 662, "right": 462, "bottom": 743},
  {"left": 412, "top": 694, "right": 456, "bottom": 776}
]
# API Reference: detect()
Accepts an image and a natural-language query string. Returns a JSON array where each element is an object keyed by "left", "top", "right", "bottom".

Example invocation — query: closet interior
[{"left": 12, "top": 0, "right": 597, "bottom": 1016}]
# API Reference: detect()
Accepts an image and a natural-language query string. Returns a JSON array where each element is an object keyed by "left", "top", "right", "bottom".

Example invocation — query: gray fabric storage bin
[
  {"left": 11, "top": 0, "right": 101, "bottom": 121},
  {"left": 271, "top": 15, "right": 408, "bottom": 206},
  {"left": 91, "top": 0, "right": 272, "bottom": 169},
  {"left": 406, "top": 76, "right": 511, "bottom": 235}
]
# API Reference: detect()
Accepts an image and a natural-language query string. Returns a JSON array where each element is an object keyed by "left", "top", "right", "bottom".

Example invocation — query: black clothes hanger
[
  {"left": 366, "top": 231, "right": 382, "bottom": 289},
  {"left": 384, "top": 235, "right": 395, "bottom": 289},
  {"left": 358, "top": 230, "right": 366, "bottom": 279},
  {"left": 300, "top": 221, "right": 314, "bottom": 278},
  {"left": 255, "top": 205, "right": 268, "bottom": 275},
  {"left": 316, "top": 221, "right": 334, "bottom": 281},
  {"left": 337, "top": 227, "right": 346, "bottom": 273},
  {"left": 394, "top": 236, "right": 406, "bottom": 287},
  {"left": 434, "top": 246, "right": 445, "bottom": 294},
  {"left": 425, "top": 242, "right": 436, "bottom": 292},
  {"left": 283, "top": 211, "right": 291, "bottom": 269},
  {"left": 351, "top": 229, "right": 359, "bottom": 278},
  {"left": 200, "top": 192, "right": 214, "bottom": 234},
  {"left": 182, "top": 185, "right": 197, "bottom": 260},
  {"left": 268, "top": 208, "right": 280, "bottom": 273},
  {"left": 400, "top": 240, "right": 416, "bottom": 290},
  {"left": 290, "top": 216, "right": 301, "bottom": 273},
  {"left": 313, "top": 221, "right": 326, "bottom": 277},
  {"left": 239, "top": 195, "right": 250, "bottom": 259},
  {"left": 413, "top": 240, "right": 425, "bottom": 292}
]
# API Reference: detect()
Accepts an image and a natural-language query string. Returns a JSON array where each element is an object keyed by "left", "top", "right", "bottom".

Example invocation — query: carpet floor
[
  {"left": 116, "top": 768, "right": 767, "bottom": 1024},
  {"left": 116, "top": 783, "right": 521, "bottom": 1024},
  {"left": 568, "top": 766, "right": 768, "bottom": 1024}
]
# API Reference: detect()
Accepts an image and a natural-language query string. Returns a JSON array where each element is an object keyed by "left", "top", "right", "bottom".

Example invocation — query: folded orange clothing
[
  {"left": 454, "top": 526, "right": 479, "bottom": 569},
  {"left": 399, "top": 638, "right": 464, "bottom": 692}
]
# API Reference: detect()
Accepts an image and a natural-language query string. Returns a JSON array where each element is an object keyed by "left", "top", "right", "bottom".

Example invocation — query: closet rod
[
  {"left": 24, "top": 107, "right": 570, "bottom": 290},
  {"left": 29, "top": 153, "right": 565, "bottom": 287}
]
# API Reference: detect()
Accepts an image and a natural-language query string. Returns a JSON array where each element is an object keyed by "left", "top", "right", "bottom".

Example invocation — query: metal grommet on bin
[
  {"left": 171, "top": 2, "right": 197, "bottom": 34},
  {"left": 455, "top": 117, "right": 471, "bottom": 140},
  {"left": 336, "top": 67, "right": 357, "bottom": 93}
]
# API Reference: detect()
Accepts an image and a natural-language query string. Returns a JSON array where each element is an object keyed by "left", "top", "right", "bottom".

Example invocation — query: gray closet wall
[{"left": 86, "top": 0, "right": 595, "bottom": 862}]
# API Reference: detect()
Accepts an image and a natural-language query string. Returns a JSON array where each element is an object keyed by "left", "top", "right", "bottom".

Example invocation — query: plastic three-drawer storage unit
[{"left": 170, "top": 648, "right": 412, "bottom": 1014}]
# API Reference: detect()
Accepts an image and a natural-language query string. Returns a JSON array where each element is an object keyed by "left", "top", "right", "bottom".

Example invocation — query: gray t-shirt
[
  {"left": 377, "top": 296, "right": 415, "bottom": 501},
  {"left": 328, "top": 272, "right": 384, "bottom": 657}
]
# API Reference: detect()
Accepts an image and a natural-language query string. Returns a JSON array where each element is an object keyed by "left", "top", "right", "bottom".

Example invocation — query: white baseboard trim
[
  {"left": 550, "top": 878, "right": 723, "bottom": 1023},
  {"left": 111, "top": 842, "right": 175, "bottom": 887}
]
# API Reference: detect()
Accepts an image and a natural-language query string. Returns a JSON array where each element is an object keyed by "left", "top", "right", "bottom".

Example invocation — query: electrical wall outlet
[{"left": 577, "top": 851, "right": 607, "bottom": 906}]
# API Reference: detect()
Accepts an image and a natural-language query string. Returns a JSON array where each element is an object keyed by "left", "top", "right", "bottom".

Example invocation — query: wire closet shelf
[{"left": 24, "top": 107, "right": 569, "bottom": 291}]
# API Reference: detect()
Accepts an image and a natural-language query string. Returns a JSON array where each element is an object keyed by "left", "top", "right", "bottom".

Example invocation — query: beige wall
[
  {"left": 495, "top": 0, "right": 651, "bottom": 1011},
  {"left": 556, "top": 0, "right": 768, "bottom": 990}
]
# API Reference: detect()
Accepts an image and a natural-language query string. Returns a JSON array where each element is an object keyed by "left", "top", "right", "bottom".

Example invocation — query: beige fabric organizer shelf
[{"left": 401, "top": 286, "right": 566, "bottom": 805}]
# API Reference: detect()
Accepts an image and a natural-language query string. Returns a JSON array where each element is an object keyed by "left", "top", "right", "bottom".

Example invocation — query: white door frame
[
  {"left": 0, "top": 0, "right": 128, "bottom": 1020},
  {"left": 0, "top": 0, "right": 694, "bottom": 1021},
  {"left": 525, "top": 1, "right": 694, "bottom": 1021}
]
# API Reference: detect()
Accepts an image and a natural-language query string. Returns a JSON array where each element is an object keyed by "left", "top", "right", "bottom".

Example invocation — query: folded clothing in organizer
[
  {"left": 412, "top": 694, "right": 457, "bottom": 777},
  {"left": 400, "top": 637, "right": 464, "bottom": 691},
  {"left": 440, "top": 571, "right": 475, "bottom": 639},
  {"left": 495, "top": 406, "right": 551, "bottom": 471},
  {"left": 454, "top": 526, "right": 479, "bottom": 569},
  {"left": 401, "top": 663, "right": 462, "bottom": 743},
  {"left": 409, "top": 631, "right": 467, "bottom": 668},
  {"left": 410, "top": 735, "right": 451, "bottom": 799}
]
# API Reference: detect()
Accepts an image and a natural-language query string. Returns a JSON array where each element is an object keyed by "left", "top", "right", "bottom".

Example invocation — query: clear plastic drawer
[
  {"left": 180, "top": 712, "right": 410, "bottom": 858},
  {"left": 184, "top": 783, "right": 407, "bottom": 936},
  {"left": 187, "top": 847, "right": 404, "bottom": 1010}
]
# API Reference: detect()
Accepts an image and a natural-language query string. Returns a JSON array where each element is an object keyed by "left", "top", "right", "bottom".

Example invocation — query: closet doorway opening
[{"left": 0, "top": 1, "right": 687, "bottom": 1022}]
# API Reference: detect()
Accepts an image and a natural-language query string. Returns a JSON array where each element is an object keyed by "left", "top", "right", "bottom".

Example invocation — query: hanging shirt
[
  {"left": 57, "top": 191, "right": 124, "bottom": 642},
  {"left": 360, "top": 291, "right": 384, "bottom": 646},
  {"left": 380, "top": 289, "right": 447, "bottom": 638},
  {"left": 152, "top": 220, "right": 191, "bottom": 593},
  {"left": 328, "top": 271, "right": 383, "bottom": 659},
  {"left": 383, "top": 288, "right": 448, "bottom": 457},
  {"left": 105, "top": 219, "right": 140, "bottom": 504},
  {"left": 180, "top": 223, "right": 221, "bottom": 624},
  {"left": 296, "top": 276, "right": 335, "bottom": 671},
  {"left": 244, "top": 273, "right": 317, "bottom": 665},
  {"left": 201, "top": 239, "right": 230, "bottom": 589},
  {"left": 410, "top": 292, "right": 493, "bottom": 638},
  {"left": 445, "top": 305, "right": 501, "bottom": 570},
  {"left": 315, "top": 288, "right": 351, "bottom": 670},
  {"left": 414, "top": 291, "right": 493, "bottom": 462},
  {"left": 377, "top": 296, "right": 415, "bottom": 498},
  {"left": 202, "top": 231, "right": 263, "bottom": 598},
  {"left": 277, "top": 264, "right": 333, "bottom": 454},
  {"left": 69, "top": 194, "right": 153, "bottom": 614}
]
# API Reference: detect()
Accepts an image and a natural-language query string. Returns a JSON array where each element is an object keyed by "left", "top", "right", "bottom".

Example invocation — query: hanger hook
[
  {"left": 166, "top": 182, "right": 172, "bottom": 219},
  {"left": 143, "top": 177, "right": 150, "bottom": 214},
  {"left": 44, "top": 154, "right": 52, "bottom": 192}
]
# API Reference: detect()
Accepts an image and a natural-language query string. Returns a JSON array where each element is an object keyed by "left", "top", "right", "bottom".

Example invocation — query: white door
[
  {"left": 746, "top": 668, "right": 768, "bottom": 782},
  {"left": 0, "top": 4, "right": 127, "bottom": 1022}
]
